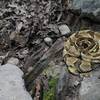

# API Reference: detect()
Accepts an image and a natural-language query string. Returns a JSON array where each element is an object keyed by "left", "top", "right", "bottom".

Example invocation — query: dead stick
[{"left": 24, "top": 38, "right": 64, "bottom": 91}]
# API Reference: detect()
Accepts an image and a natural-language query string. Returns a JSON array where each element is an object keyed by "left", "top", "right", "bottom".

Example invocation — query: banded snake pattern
[{"left": 63, "top": 30, "right": 100, "bottom": 76}]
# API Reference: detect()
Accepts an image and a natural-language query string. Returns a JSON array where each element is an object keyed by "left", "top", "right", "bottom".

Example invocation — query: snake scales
[{"left": 63, "top": 30, "right": 100, "bottom": 76}]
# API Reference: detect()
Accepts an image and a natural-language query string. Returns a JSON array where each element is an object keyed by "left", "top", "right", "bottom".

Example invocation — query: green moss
[{"left": 43, "top": 77, "right": 58, "bottom": 100}]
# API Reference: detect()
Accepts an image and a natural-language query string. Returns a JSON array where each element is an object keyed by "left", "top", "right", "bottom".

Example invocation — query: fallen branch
[
  {"left": 23, "top": 43, "right": 48, "bottom": 73},
  {"left": 24, "top": 38, "right": 64, "bottom": 91}
]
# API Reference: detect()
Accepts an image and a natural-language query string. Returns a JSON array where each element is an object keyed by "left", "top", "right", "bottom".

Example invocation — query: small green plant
[{"left": 43, "top": 77, "right": 58, "bottom": 100}]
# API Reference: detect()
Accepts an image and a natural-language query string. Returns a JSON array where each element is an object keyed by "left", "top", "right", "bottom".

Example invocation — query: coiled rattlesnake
[{"left": 63, "top": 30, "right": 100, "bottom": 76}]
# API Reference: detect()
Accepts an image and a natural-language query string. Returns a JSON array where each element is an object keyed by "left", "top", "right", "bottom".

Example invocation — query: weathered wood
[
  {"left": 24, "top": 38, "right": 64, "bottom": 91},
  {"left": 33, "top": 78, "right": 43, "bottom": 100},
  {"left": 23, "top": 43, "right": 48, "bottom": 73}
]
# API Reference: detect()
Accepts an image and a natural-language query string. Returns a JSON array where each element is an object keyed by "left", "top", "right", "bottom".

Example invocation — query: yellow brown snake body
[{"left": 63, "top": 30, "right": 100, "bottom": 76}]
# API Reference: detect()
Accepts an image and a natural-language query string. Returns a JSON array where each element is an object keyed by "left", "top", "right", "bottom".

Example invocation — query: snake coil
[{"left": 63, "top": 30, "right": 100, "bottom": 76}]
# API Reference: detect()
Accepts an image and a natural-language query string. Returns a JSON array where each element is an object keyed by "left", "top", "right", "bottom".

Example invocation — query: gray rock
[
  {"left": 59, "top": 24, "right": 71, "bottom": 35},
  {"left": 71, "top": 0, "right": 100, "bottom": 22},
  {"left": 44, "top": 37, "right": 52, "bottom": 46},
  {"left": 56, "top": 66, "right": 68, "bottom": 94},
  {"left": 10, "top": 32, "right": 16, "bottom": 40},
  {"left": 7, "top": 57, "right": 19, "bottom": 65},
  {"left": 22, "top": 49, "right": 28, "bottom": 55},
  {"left": 17, "top": 49, "right": 28, "bottom": 59},
  {"left": 0, "top": 64, "right": 32, "bottom": 100},
  {"left": 16, "top": 22, "right": 23, "bottom": 32},
  {"left": 80, "top": 68, "right": 100, "bottom": 100}
]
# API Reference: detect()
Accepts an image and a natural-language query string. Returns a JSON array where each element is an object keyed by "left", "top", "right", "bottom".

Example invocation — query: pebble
[
  {"left": 59, "top": 24, "right": 71, "bottom": 35},
  {"left": 10, "top": 32, "right": 16, "bottom": 40},
  {"left": 44, "top": 37, "right": 52, "bottom": 46},
  {"left": 22, "top": 49, "right": 28, "bottom": 55},
  {"left": 7, "top": 57, "right": 19, "bottom": 65}
]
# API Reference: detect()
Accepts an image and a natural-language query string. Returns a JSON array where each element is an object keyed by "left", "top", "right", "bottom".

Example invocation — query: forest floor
[{"left": 0, "top": 0, "right": 100, "bottom": 100}]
